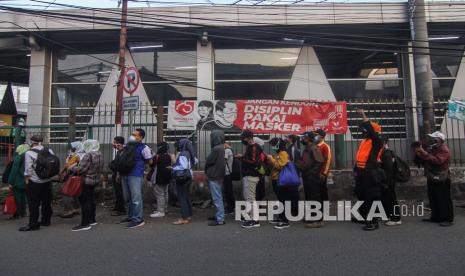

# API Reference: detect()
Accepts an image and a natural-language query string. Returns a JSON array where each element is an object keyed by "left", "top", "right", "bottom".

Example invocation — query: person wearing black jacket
[
  {"left": 110, "top": 136, "right": 125, "bottom": 216},
  {"left": 286, "top": 134, "right": 302, "bottom": 162},
  {"left": 380, "top": 138, "right": 401, "bottom": 226},
  {"left": 354, "top": 109, "right": 384, "bottom": 231},
  {"left": 237, "top": 130, "right": 263, "bottom": 229},
  {"left": 149, "top": 142, "right": 173, "bottom": 219},
  {"left": 205, "top": 130, "right": 226, "bottom": 226},
  {"left": 296, "top": 132, "right": 325, "bottom": 228}
]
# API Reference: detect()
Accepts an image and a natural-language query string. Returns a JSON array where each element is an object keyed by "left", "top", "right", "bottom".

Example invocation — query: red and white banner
[{"left": 168, "top": 100, "right": 347, "bottom": 134}]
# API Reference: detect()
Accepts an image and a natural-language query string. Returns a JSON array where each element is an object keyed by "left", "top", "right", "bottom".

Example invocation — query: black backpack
[
  {"left": 111, "top": 143, "right": 140, "bottom": 175},
  {"left": 394, "top": 154, "right": 411, "bottom": 183},
  {"left": 32, "top": 148, "right": 60, "bottom": 179}
]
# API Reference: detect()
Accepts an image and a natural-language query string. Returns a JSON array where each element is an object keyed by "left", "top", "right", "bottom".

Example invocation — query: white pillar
[
  {"left": 196, "top": 41, "right": 214, "bottom": 101},
  {"left": 27, "top": 48, "right": 52, "bottom": 126}
]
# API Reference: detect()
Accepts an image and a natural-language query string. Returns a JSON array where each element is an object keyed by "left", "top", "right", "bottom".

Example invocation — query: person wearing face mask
[
  {"left": 70, "top": 140, "right": 103, "bottom": 231},
  {"left": 236, "top": 130, "right": 264, "bottom": 229},
  {"left": 59, "top": 141, "right": 83, "bottom": 219},
  {"left": 315, "top": 129, "right": 332, "bottom": 203},
  {"left": 267, "top": 138, "right": 298, "bottom": 230},
  {"left": 415, "top": 131, "right": 453, "bottom": 227},
  {"left": 149, "top": 141, "right": 173, "bottom": 219},
  {"left": 172, "top": 138, "right": 197, "bottom": 225},
  {"left": 109, "top": 136, "right": 126, "bottom": 216},
  {"left": 120, "top": 129, "right": 153, "bottom": 229},
  {"left": 354, "top": 109, "right": 384, "bottom": 231},
  {"left": 296, "top": 132, "right": 325, "bottom": 228}
]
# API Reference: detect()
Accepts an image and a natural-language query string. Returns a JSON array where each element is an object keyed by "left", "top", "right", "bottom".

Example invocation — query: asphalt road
[{"left": 1, "top": 206, "right": 464, "bottom": 276}]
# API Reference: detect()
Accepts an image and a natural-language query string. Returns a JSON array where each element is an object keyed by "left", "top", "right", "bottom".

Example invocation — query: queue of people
[{"left": 2, "top": 109, "right": 454, "bottom": 232}]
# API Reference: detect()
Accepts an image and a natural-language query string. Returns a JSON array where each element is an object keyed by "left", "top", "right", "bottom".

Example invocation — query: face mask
[
  {"left": 241, "top": 140, "right": 248, "bottom": 146},
  {"left": 271, "top": 145, "right": 279, "bottom": 152},
  {"left": 129, "top": 135, "right": 136, "bottom": 142}
]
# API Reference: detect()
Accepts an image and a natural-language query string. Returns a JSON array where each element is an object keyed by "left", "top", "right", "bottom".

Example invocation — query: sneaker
[
  {"left": 208, "top": 221, "right": 226, "bottom": 226},
  {"left": 119, "top": 218, "right": 131, "bottom": 224},
  {"left": 385, "top": 220, "right": 402, "bottom": 226},
  {"left": 362, "top": 223, "right": 379, "bottom": 231},
  {"left": 150, "top": 212, "right": 165, "bottom": 218},
  {"left": 274, "top": 222, "right": 290, "bottom": 230},
  {"left": 89, "top": 221, "right": 98, "bottom": 226},
  {"left": 241, "top": 221, "right": 261, "bottom": 229},
  {"left": 72, "top": 225, "right": 91, "bottom": 232},
  {"left": 268, "top": 219, "right": 281, "bottom": 224},
  {"left": 439, "top": 221, "right": 454, "bottom": 227},
  {"left": 127, "top": 221, "right": 145, "bottom": 229}
]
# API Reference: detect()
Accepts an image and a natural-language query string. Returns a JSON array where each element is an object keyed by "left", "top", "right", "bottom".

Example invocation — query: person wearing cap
[
  {"left": 12, "top": 118, "right": 26, "bottom": 153},
  {"left": 314, "top": 129, "right": 332, "bottom": 203},
  {"left": 414, "top": 131, "right": 453, "bottom": 227},
  {"left": 296, "top": 131, "right": 325, "bottom": 228},
  {"left": 236, "top": 130, "right": 263, "bottom": 229},
  {"left": 19, "top": 135, "right": 56, "bottom": 232},
  {"left": 285, "top": 134, "right": 301, "bottom": 162},
  {"left": 354, "top": 109, "right": 384, "bottom": 231}
]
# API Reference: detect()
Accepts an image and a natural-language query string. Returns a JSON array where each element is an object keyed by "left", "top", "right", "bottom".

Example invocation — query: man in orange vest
[{"left": 354, "top": 109, "right": 384, "bottom": 231}]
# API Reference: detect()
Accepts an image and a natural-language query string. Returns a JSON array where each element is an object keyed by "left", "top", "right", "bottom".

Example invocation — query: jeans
[
  {"left": 154, "top": 184, "right": 169, "bottom": 214},
  {"left": 112, "top": 172, "right": 125, "bottom": 213},
  {"left": 122, "top": 176, "right": 144, "bottom": 223},
  {"left": 176, "top": 178, "right": 193, "bottom": 219},
  {"left": 242, "top": 176, "right": 259, "bottom": 221},
  {"left": 209, "top": 179, "right": 225, "bottom": 222},
  {"left": 26, "top": 181, "right": 53, "bottom": 227},
  {"left": 79, "top": 185, "right": 96, "bottom": 226}
]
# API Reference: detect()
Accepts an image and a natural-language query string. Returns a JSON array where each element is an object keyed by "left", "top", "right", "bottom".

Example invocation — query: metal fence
[{"left": 0, "top": 98, "right": 463, "bottom": 173}]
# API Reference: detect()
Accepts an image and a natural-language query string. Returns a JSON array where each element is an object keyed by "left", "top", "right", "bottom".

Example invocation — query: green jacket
[{"left": 8, "top": 153, "right": 26, "bottom": 189}]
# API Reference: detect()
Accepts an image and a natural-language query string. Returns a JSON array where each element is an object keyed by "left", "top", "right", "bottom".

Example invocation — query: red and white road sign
[{"left": 122, "top": 66, "right": 140, "bottom": 95}]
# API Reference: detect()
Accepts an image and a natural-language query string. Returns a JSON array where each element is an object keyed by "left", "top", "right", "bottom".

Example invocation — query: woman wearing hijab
[
  {"left": 7, "top": 144, "right": 30, "bottom": 219},
  {"left": 71, "top": 140, "right": 103, "bottom": 231},
  {"left": 149, "top": 141, "right": 173, "bottom": 218},
  {"left": 172, "top": 138, "right": 197, "bottom": 225},
  {"left": 60, "top": 141, "right": 83, "bottom": 218}
]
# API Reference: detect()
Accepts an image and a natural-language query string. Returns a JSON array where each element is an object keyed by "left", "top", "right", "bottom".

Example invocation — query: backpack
[
  {"left": 32, "top": 148, "right": 60, "bottom": 179},
  {"left": 2, "top": 160, "right": 13, "bottom": 184},
  {"left": 393, "top": 154, "right": 411, "bottom": 183},
  {"left": 111, "top": 143, "right": 140, "bottom": 175}
]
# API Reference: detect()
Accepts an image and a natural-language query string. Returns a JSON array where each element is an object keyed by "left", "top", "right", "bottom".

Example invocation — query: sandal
[{"left": 172, "top": 219, "right": 191, "bottom": 225}]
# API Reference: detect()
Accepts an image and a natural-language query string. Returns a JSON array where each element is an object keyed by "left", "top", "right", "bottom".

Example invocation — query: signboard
[
  {"left": 448, "top": 100, "right": 465, "bottom": 122},
  {"left": 122, "top": 67, "right": 140, "bottom": 95},
  {"left": 122, "top": 96, "right": 139, "bottom": 111},
  {"left": 168, "top": 100, "right": 348, "bottom": 134}
]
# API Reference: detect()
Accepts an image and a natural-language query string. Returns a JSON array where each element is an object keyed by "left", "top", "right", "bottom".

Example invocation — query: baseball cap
[
  {"left": 428, "top": 131, "right": 446, "bottom": 141},
  {"left": 30, "top": 134, "right": 43, "bottom": 143}
]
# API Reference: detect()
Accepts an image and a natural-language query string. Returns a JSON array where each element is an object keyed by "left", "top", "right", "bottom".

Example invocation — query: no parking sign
[{"left": 122, "top": 66, "right": 140, "bottom": 95}]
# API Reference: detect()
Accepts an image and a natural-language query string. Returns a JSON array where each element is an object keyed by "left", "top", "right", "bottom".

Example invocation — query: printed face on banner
[{"left": 167, "top": 100, "right": 348, "bottom": 134}]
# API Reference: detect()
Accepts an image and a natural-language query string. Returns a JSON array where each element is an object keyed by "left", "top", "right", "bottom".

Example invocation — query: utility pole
[
  {"left": 409, "top": 0, "right": 435, "bottom": 139},
  {"left": 115, "top": 0, "right": 128, "bottom": 132}
]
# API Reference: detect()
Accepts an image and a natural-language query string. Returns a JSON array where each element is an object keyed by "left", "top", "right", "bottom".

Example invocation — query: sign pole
[{"left": 115, "top": 0, "right": 128, "bottom": 137}]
